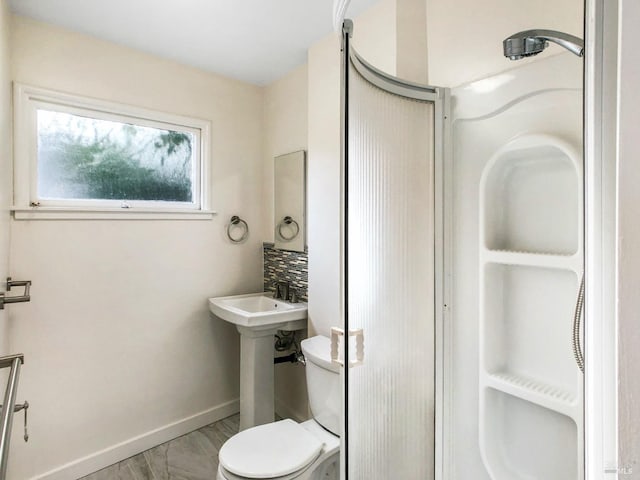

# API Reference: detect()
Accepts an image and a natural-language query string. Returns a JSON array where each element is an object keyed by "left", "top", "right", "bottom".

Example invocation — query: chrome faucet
[{"left": 274, "top": 280, "right": 290, "bottom": 301}]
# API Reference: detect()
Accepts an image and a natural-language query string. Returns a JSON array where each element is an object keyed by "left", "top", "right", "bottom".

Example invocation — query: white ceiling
[{"left": 9, "top": 0, "right": 379, "bottom": 86}]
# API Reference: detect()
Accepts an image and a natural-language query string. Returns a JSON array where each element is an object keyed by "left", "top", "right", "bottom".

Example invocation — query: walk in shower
[{"left": 339, "top": 13, "right": 585, "bottom": 480}]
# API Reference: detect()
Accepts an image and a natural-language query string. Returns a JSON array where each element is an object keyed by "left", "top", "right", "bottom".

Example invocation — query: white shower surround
[{"left": 447, "top": 52, "right": 584, "bottom": 479}]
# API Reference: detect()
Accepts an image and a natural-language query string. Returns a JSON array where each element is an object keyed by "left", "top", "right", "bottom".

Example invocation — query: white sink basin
[{"left": 208, "top": 292, "right": 307, "bottom": 330}]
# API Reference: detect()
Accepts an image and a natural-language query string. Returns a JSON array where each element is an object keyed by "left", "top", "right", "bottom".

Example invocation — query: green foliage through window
[{"left": 37, "top": 110, "right": 195, "bottom": 203}]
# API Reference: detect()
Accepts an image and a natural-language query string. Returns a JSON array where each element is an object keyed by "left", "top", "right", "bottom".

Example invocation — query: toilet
[{"left": 217, "top": 335, "right": 341, "bottom": 480}]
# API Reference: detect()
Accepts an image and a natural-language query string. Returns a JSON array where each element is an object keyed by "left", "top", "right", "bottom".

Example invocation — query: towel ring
[
  {"left": 227, "top": 216, "right": 249, "bottom": 243},
  {"left": 277, "top": 216, "right": 300, "bottom": 241}
]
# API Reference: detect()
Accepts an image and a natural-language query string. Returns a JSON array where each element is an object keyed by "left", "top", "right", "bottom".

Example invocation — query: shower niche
[
  {"left": 482, "top": 389, "right": 578, "bottom": 479},
  {"left": 478, "top": 134, "right": 583, "bottom": 480},
  {"left": 482, "top": 137, "right": 580, "bottom": 255}
]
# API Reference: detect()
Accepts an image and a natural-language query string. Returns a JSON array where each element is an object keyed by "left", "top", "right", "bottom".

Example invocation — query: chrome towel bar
[
  {"left": 227, "top": 215, "right": 249, "bottom": 243},
  {"left": 0, "top": 354, "right": 26, "bottom": 480},
  {"left": 277, "top": 216, "right": 300, "bottom": 241},
  {"left": 0, "top": 355, "right": 22, "bottom": 370},
  {"left": 0, "top": 278, "right": 32, "bottom": 310}
]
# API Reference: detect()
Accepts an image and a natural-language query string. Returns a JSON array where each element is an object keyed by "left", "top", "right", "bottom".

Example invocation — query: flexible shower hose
[{"left": 572, "top": 274, "right": 585, "bottom": 373}]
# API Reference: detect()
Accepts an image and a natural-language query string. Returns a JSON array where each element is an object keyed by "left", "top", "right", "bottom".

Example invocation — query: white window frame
[{"left": 12, "top": 83, "right": 214, "bottom": 220}]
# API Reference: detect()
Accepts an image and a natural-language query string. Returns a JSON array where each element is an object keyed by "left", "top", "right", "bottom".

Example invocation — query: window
[{"left": 13, "top": 84, "right": 212, "bottom": 219}]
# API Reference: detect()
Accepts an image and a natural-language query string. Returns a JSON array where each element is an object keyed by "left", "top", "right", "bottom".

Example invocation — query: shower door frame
[
  {"left": 339, "top": 19, "right": 451, "bottom": 480},
  {"left": 583, "top": 0, "right": 619, "bottom": 478}
]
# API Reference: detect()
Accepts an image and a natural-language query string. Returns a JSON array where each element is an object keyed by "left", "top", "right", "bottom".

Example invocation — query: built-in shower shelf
[
  {"left": 483, "top": 249, "right": 580, "bottom": 272},
  {"left": 486, "top": 371, "right": 579, "bottom": 418}
]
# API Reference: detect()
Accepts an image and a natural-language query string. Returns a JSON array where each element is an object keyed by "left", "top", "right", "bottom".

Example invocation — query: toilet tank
[{"left": 300, "top": 335, "right": 341, "bottom": 436}]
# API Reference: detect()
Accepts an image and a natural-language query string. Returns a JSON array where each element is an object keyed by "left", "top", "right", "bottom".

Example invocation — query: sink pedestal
[
  {"left": 236, "top": 322, "right": 306, "bottom": 430},
  {"left": 237, "top": 326, "right": 278, "bottom": 430},
  {"left": 208, "top": 293, "right": 308, "bottom": 430}
]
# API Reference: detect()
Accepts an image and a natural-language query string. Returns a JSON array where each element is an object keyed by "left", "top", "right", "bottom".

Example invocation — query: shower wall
[{"left": 448, "top": 53, "right": 583, "bottom": 479}]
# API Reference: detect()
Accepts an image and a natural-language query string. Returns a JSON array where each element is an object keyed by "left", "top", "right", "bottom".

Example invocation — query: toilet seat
[{"left": 219, "top": 419, "right": 324, "bottom": 479}]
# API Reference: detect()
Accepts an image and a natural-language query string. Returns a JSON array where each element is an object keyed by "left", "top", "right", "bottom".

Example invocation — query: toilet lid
[{"left": 219, "top": 419, "right": 324, "bottom": 479}]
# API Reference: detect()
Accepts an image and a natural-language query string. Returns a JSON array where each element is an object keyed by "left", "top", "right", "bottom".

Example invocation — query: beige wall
[
  {"left": 425, "top": 0, "right": 583, "bottom": 87},
  {"left": 617, "top": 0, "right": 640, "bottom": 471},
  {"left": 396, "top": 0, "right": 427, "bottom": 82},
  {"left": 8, "top": 15, "right": 265, "bottom": 479},
  {"left": 0, "top": 0, "right": 11, "bottom": 358},
  {"left": 262, "top": 64, "right": 308, "bottom": 241},
  {"left": 352, "top": 0, "right": 397, "bottom": 76},
  {"left": 307, "top": 32, "right": 342, "bottom": 337},
  {"left": 262, "top": 64, "right": 310, "bottom": 420}
]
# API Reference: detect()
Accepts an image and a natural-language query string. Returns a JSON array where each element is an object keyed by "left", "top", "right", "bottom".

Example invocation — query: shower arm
[{"left": 516, "top": 29, "right": 584, "bottom": 57}]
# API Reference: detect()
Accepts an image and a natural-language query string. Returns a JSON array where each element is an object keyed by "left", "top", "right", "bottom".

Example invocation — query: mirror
[{"left": 274, "top": 150, "right": 306, "bottom": 252}]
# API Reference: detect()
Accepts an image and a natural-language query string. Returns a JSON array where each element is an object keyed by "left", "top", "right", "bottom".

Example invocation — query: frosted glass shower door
[{"left": 344, "top": 49, "right": 441, "bottom": 479}]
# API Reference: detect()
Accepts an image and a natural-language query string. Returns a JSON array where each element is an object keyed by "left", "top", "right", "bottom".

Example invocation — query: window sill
[{"left": 11, "top": 206, "right": 217, "bottom": 221}]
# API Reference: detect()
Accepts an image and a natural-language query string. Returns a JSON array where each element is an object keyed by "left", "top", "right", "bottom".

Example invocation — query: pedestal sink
[{"left": 208, "top": 292, "right": 307, "bottom": 430}]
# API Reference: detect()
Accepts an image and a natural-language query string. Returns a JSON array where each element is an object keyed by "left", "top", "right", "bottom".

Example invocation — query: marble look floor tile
[
  {"left": 79, "top": 462, "right": 139, "bottom": 480},
  {"left": 78, "top": 414, "right": 240, "bottom": 480},
  {"left": 144, "top": 432, "right": 218, "bottom": 480},
  {"left": 123, "top": 453, "right": 156, "bottom": 480},
  {"left": 197, "top": 414, "right": 239, "bottom": 454}
]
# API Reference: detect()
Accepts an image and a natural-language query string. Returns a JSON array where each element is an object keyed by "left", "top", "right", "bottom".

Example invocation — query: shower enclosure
[{"left": 338, "top": 16, "right": 585, "bottom": 480}]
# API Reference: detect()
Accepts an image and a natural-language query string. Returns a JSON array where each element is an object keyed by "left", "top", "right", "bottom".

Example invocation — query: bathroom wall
[
  {"left": 617, "top": 0, "right": 640, "bottom": 470},
  {"left": 306, "top": 34, "right": 341, "bottom": 337},
  {"left": 351, "top": 0, "right": 398, "bottom": 75},
  {"left": 262, "top": 64, "right": 310, "bottom": 422},
  {"left": 262, "top": 63, "right": 308, "bottom": 241},
  {"left": 424, "top": 0, "right": 583, "bottom": 87},
  {"left": 307, "top": 0, "right": 397, "bottom": 337},
  {"left": 8, "top": 15, "right": 264, "bottom": 480},
  {"left": 396, "top": 0, "right": 428, "bottom": 82},
  {"left": 0, "top": 0, "right": 10, "bottom": 359}
]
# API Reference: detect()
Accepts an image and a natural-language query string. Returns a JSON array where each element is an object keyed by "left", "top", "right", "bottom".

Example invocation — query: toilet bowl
[{"left": 217, "top": 335, "right": 341, "bottom": 480}]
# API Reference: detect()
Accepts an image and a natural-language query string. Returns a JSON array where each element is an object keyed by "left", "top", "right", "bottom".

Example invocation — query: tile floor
[{"left": 79, "top": 414, "right": 240, "bottom": 480}]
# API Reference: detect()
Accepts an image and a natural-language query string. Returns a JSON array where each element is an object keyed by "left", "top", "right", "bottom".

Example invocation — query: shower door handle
[{"left": 330, "top": 327, "right": 364, "bottom": 368}]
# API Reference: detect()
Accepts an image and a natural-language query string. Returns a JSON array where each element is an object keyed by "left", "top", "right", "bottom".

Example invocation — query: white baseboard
[
  {"left": 31, "top": 399, "right": 240, "bottom": 480},
  {"left": 275, "top": 397, "right": 309, "bottom": 423}
]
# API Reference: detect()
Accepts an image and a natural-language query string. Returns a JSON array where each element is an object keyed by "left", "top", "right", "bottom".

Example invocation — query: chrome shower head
[{"left": 503, "top": 29, "right": 584, "bottom": 60}]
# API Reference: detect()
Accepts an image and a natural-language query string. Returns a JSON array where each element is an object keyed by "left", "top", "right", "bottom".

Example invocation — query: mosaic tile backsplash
[{"left": 263, "top": 243, "right": 308, "bottom": 302}]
